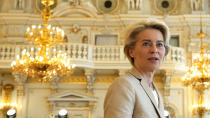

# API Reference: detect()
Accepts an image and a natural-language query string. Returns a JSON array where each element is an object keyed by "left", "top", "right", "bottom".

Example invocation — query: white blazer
[{"left": 104, "top": 68, "right": 165, "bottom": 118}]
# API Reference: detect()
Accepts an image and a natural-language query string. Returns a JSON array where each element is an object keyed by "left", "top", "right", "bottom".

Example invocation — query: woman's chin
[{"left": 147, "top": 65, "right": 160, "bottom": 72}]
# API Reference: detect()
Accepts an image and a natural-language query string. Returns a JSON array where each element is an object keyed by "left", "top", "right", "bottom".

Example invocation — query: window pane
[{"left": 170, "top": 35, "right": 180, "bottom": 47}]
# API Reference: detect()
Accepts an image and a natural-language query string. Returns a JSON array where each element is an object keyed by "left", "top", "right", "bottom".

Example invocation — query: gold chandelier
[
  {"left": 182, "top": 15, "right": 210, "bottom": 117},
  {"left": 11, "top": 0, "right": 75, "bottom": 82}
]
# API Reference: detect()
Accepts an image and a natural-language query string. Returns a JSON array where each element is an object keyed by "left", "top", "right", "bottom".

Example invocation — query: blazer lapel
[
  {"left": 140, "top": 79, "right": 162, "bottom": 118},
  {"left": 129, "top": 68, "right": 163, "bottom": 118}
]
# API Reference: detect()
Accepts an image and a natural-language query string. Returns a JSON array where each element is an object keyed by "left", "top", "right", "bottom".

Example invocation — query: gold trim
[{"left": 95, "top": 76, "right": 118, "bottom": 84}]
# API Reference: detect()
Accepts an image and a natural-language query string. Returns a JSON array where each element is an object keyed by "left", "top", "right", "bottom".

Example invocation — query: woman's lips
[{"left": 147, "top": 57, "right": 159, "bottom": 63}]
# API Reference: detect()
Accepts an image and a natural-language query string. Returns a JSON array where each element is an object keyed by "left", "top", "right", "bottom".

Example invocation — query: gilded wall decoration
[
  {"left": 59, "top": 76, "right": 87, "bottom": 84},
  {"left": 27, "top": 76, "right": 87, "bottom": 84},
  {"left": 95, "top": 76, "right": 118, "bottom": 84},
  {"left": 67, "top": 24, "right": 88, "bottom": 43}
]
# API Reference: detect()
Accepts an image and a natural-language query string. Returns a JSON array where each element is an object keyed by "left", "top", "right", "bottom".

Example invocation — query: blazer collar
[
  {"left": 128, "top": 67, "right": 164, "bottom": 118},
  {"left": 128, "top": 67, "right": 143, "bottom": 79}
]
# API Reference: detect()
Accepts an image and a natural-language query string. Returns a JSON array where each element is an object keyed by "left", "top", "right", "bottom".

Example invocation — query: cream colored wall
[
  {"left": 93, "top": 84, "right": 109, "bottom": 118},
  {"left": 19, "top": 82, "right": 117, "bottom": 118},
  {"left": 168, "top": 85, "right": 188, "bottom": 118},
  {"left": 22, "top": 84, "right": 89, "bottom": 117},
  {"left": 24, "top": 88, "right": 50, "bottom": 118}
]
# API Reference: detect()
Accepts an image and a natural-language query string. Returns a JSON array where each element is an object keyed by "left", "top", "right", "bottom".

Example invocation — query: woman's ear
[{"left": 129, "top": 49, "right": 134, "bottom": 58}]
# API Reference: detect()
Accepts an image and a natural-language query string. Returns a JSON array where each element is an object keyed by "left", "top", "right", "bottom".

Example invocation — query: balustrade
[
  {"left": 165, "top": 46, "right": 186, "bottom": 64},
  {"left": 93, "top": 46, "right": 124, "bottom": 62},
  {"left": 0, "top": 43, "right": 186, "bottom": 69}
]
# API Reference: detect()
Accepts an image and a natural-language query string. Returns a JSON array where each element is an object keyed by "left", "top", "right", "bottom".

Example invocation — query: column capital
[
  {"left": 50, "top": 76, "right": 60, "bottom": 85},
  {"left": 50, "top": 76, "right": 60, "bottom": 94},
  {"left": 163, "top": 74, "right": 172, "bottom": 97},
  {"left": 12, "top": 73, "right": 27, "bottom": 85},
  {"left": 84, "top": 69, "right": 94, "bottom": 76},
  {"left": 12, "top": 73, "right": 26, "bottom": 97}
]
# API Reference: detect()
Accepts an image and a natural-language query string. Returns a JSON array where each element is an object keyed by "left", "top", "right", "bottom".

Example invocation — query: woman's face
[{"left": 129, "top": 28, "right": 165, "bottom": 73}]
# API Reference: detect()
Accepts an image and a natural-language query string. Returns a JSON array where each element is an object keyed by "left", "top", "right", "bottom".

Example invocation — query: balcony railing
[{"left": 0, "top": 43, "right": 186, "bottom": 71}]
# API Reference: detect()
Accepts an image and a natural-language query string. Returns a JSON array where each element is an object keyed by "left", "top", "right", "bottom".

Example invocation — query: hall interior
[{"left": 0, "top": 0, "right": 209, "bottom": 118}]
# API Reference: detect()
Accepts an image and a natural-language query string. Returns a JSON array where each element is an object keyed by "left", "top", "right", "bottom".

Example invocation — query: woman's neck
[{"left": 137, "top": 68, "right": 155, "bottom": 89}]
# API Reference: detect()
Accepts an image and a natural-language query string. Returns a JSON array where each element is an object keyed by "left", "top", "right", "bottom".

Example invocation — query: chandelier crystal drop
[{"left": 11, "top": 0, "right": 75, "bottom": 82}]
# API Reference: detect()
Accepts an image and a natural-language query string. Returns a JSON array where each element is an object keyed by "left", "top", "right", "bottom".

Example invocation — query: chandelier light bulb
[
  {"left": 11, "top": 61, "right": 16, "bottom": 66},
  {"left": 47, "top": 25, "right": 51, "bottom": 29},
  {"left": 16, "top": 55, "right": 20, "bottom": 59},
  {"left": 26, "top": 27, "right": 30, "bottom": 32},
  {"left": 32, "top": 25, "right": 36, "bottom": 29}
]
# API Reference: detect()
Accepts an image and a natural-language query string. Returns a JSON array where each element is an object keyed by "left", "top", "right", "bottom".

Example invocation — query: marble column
[
  {"left": 50, "top": 76, "right": 60, "bottom": 95},
  {"left": 0, "top": 75, "right": 3, "bottom": 105},
  {"left": 13, "top": 73, "right": 26, "bottom": 118},
  {"left": 163, "top": 70, "right": 173, "bottom": 106},
  {"left": 88, "top": 101, "right": 97, "bottom": 118},
  {"left": 85, "top": 69, "right": 95, "bottom": 95},
  {"left": 0, "top": 74, "right": 7, "bottom": 117},
  {"left": 84, "top": 69, "right": 96, "bottom": 118}
]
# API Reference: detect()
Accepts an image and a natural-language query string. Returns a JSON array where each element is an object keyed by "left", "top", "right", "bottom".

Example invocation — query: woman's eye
[
  {"left": 157, "top": 43, "right": 164, "bottom": 47},
  {"left": 143, "top": 42, "right": 151, "bottom": 46}
]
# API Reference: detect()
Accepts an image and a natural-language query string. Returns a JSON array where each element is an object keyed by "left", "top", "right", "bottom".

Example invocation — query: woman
[{"left": 104, "top": 19, "right": 170, "bottom": 118}]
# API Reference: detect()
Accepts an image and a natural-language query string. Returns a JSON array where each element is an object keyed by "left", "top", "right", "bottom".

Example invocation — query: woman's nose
[{"left": 150, "top": 45, "right": 158, "bottom": 53}]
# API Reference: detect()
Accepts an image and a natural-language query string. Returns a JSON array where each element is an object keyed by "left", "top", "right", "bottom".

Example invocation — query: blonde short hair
[{"left": 124, "top": 19, "right": 170, "bottom": 66}]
